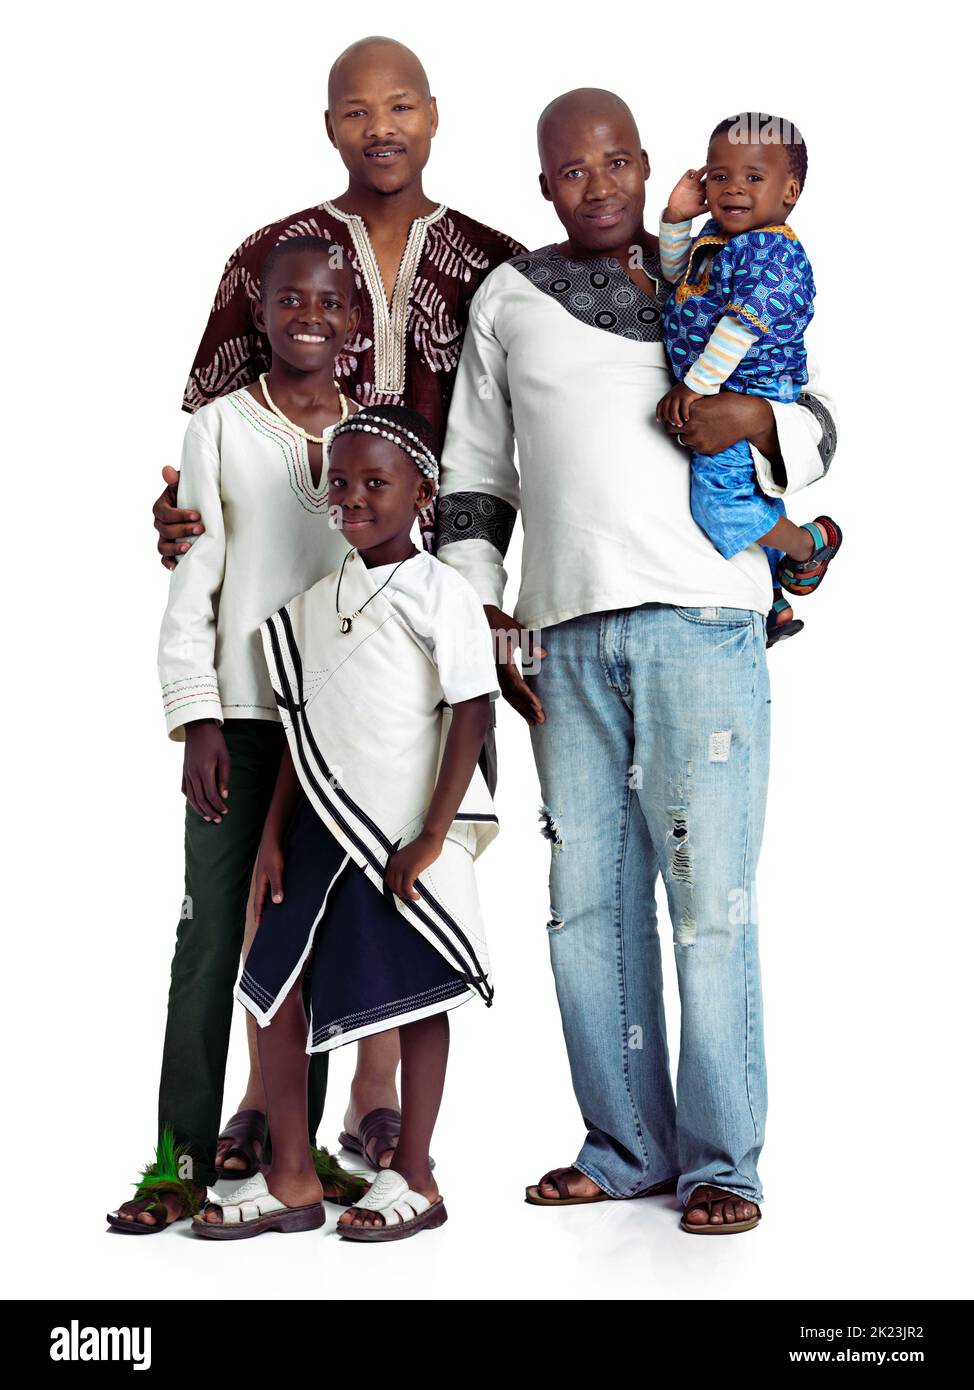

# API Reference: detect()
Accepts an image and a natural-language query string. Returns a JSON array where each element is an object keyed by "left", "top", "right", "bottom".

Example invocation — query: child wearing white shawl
[{"left": 193, "top": 405, "right": 501, "bottom": 1244}]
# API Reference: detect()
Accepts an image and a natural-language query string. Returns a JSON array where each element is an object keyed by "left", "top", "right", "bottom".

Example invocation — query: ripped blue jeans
[{"left": 526, "top": 602, "right": 771, "bottom": 1206}]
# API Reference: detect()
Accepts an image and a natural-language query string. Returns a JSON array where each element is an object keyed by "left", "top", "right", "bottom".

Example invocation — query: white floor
[{"left": 17, "top": 1133, "right": 959, "bottom": 1302}]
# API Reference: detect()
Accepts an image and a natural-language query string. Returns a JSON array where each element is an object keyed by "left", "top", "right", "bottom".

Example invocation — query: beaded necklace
[{"left": 258, "top": 372, "right": 349, "bottom": 443}]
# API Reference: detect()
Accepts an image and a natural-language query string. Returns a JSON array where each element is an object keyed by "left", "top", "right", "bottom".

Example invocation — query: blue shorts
[{"left": 689, "top": 438, "right": 785, "bottom": 571}]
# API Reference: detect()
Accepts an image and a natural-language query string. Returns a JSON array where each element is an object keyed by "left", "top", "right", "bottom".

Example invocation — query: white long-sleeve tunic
[
  {"left": 157, "top": 387, "right": 351, "bottom": 739},
  {"left": 434, "top": 247, "right": 837, "bottom": 629}
]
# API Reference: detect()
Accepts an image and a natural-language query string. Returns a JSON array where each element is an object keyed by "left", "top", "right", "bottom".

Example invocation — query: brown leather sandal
[
  {"left": 338, "top": 1108, "right": 436, "bottom": 1173},
  {"left": 215, "top": 1108, "right": 267, "bottom": 1179},
  {"left": 680, "top": 1184, "right": 762, "bottom": 1234},
  {"left": 525, "top": 1165, "right": 679, "bottom": 1206}
]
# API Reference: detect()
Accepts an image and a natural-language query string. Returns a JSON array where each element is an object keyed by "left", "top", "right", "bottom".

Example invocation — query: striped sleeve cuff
[
  {"left": 162, "top": 676, "right": 223, "bottom": 742},
  {"left": 658, "top": 216, "right": 693, "bottom": 283},
  {"left": 684, "top": 314, "right": 759, "bottom": 393}
]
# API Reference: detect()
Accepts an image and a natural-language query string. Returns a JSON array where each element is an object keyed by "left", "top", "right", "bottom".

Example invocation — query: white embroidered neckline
[
  {"left": 323, "top": 201, "right": 447, "bottom": 394},
  {"left": 230, "top": 387, "right": 344, "bottom": 512}
]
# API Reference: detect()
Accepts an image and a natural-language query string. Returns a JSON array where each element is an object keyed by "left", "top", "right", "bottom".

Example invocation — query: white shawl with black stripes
[{"left": 261, "top": 549, "right": 498, "bottom": 1004}]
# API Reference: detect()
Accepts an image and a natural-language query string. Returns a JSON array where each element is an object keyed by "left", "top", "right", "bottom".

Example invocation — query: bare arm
[
  {"left": 252, "top": 744, "right": 302, "bottom": 924},
  {"left": 422, "top": 697, "right": 493, "bottom": 842},
  {"left": 263, "top": 743, "right": 302, "bottom": 840},
  {"left": 384, "top": 696, "right": 493, "bottom": 903}
]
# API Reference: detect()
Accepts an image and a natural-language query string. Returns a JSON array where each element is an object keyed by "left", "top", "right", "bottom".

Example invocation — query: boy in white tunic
[
  {"left": 192, "top": 406, "right": 500, "bottom": 1243},
  {"left": 107, "top": 236, "right": 363, "bottom": 1233}
]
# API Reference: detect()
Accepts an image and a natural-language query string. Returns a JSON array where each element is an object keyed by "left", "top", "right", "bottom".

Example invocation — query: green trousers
[{"left": 157, "top": 719, "right": 328, "bottom": 1187}]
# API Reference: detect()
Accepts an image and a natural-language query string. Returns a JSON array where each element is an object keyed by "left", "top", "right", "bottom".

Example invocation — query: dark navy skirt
[{"left": 237, "top": 792, "right": 473, "bottom": 1051}]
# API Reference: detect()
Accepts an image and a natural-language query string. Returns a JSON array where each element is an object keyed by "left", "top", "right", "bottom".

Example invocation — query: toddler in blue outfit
[{"left": 656, "top": 112, "right": 842, "bottom": 645}]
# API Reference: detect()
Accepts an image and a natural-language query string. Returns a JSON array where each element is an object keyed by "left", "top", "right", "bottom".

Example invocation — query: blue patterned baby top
[{"left": 663, "top": 220, "right": 815, "bottom": 396}]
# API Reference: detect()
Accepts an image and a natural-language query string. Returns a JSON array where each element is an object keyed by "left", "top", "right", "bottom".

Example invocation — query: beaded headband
[{"left": 328, "top": 411, "right": 440, "bottom": 487}]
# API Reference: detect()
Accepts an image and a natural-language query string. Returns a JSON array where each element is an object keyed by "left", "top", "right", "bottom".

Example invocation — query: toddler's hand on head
[{"left": 663, "top": 167, "right": 708, "bottom": 223}]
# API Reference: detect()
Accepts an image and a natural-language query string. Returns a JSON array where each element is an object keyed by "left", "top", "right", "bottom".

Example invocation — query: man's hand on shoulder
[{"left": 155, "top": 465, "right": 204, "bottom": 570}]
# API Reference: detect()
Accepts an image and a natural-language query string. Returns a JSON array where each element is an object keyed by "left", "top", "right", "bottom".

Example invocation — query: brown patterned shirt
[{"left": 182, "top": 200, "right": 524, "bottom": 452}]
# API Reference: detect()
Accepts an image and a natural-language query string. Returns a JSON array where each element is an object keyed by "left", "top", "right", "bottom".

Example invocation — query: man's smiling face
[
  {"left": 538, "top": 95, "right": 649, "bottom": 257},
  {"left": 326, "top": 41, "right": 437, "bottom": 197}
]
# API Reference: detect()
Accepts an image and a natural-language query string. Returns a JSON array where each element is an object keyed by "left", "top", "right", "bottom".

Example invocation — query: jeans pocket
[{"left": 673, "top": 605, "right": 755, "bottom": 628}]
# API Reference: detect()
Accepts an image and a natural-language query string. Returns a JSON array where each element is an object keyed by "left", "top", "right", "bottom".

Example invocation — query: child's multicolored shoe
[
  {"left": 777, "top": 517, "right": 843, "bottom": 597},
  {"left": 766, "top": 592, "right": 804, "bottom": 648}
]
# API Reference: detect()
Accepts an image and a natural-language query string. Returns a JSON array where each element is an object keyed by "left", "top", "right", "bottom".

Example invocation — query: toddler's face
[{"left": 705, "top": 134, "right": 800, "bottom": 234}]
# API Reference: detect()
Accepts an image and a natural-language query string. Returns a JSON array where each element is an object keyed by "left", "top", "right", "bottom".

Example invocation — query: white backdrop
[{"left": 3, "top": 0, "right": 970, "bottom": 1302}]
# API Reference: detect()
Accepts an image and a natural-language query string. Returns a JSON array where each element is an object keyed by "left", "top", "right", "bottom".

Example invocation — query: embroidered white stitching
[
  {"left": 312, "top": 981, "right": 468, "bottom": 1041},
  {"left": 323, "top": 202, "right": 447, "bottom": 393},
  {"left": 229, "top": 391, "right": 335, "bottom": 513}
]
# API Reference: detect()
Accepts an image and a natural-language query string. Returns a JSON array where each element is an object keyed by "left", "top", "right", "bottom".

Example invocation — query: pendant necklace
[
  {"left": 335, "top": 547, "right": 416, "bottom": 634},
  {"left": 258, "top": 372, "right": 348, "bottom": 442}
]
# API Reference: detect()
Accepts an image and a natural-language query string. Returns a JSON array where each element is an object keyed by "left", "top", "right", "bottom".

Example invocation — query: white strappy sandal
[
  {"left": 338, "top": 1168, "right": 447, "bottom": 1243},
  {"left": 192, "top": 1172, "right": 325, "bottom": 1240}
]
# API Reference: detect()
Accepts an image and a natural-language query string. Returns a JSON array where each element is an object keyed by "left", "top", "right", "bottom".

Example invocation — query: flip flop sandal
[
  {"left": 337, "top": 1168, "right": 447, "bottom": 1243},
  {"left": 525, "top": 1166, "right": 679, "bottom": 1206},
  {"left": 214, "top": 1107, "right": 267, "bottom": 1180},
  {"left": 777, "top": 516, "right": 843, "bottom": 597},
  {"left": 191, "top": 1173, "right": 325, "bottom": 1241},
  {"left": 680, "top": 1184, "right": 762, "bottom": 1235},
  {"left": 766, "top": 596, "right": 804, "bottom": 648},
  {"left": 106, "top": 1177, "right": 204, "bottom": 1234},
  {"left": 338, "top": 1108, "right": 436, "bottom": 1173}
]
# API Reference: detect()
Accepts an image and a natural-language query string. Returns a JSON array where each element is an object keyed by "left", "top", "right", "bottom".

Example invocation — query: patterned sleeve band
[
  {"left": 434, "top": 491, "right": 517, "bottom": 558},
  {"left": 658, "top": 216, "right": 694, "bottom": 284},
  {"left": 683, "top": 314, "right": 760, "bottom": 395},
  {"left": 797, "top": 392, "right": 837, "bottom": 472}
]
